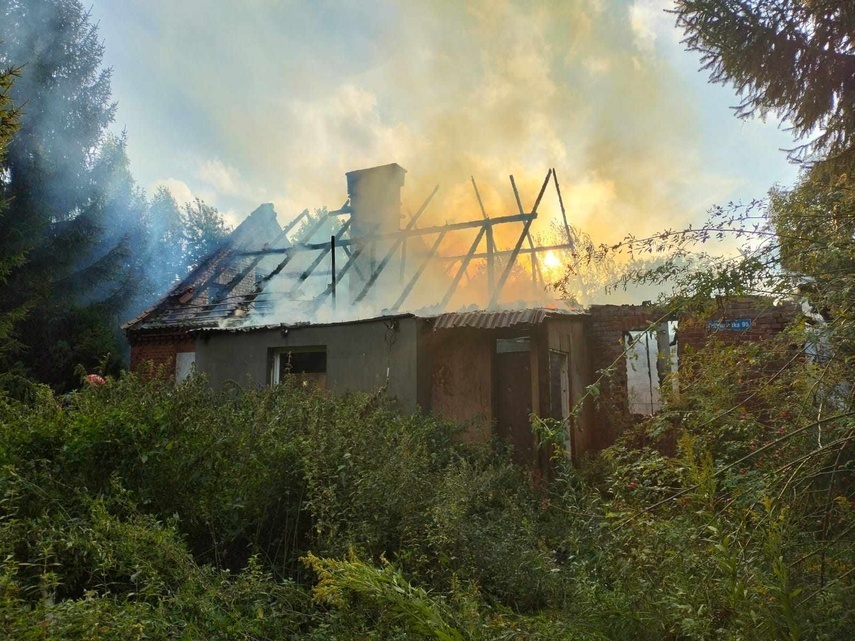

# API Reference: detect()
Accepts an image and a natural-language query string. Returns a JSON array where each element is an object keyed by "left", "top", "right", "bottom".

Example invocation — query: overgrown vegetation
[
  {"left": 0, "top": 362, "right": 851, "bottom": 639},
  {"left": 1, "top": 0, "right": 854, "bottom": 638}
]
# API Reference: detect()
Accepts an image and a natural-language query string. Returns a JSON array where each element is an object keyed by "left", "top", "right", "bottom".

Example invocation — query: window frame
[{"left": 270, "top": 346, "right": 328, "bottom": 387}]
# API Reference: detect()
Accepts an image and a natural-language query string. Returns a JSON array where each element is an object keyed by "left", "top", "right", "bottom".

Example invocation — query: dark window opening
[{"left": 273, "top": 347, "right": 327, "bottom": 388}]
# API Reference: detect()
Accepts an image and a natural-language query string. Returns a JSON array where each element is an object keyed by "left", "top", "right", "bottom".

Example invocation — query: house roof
[
  {"left": 189, "top": 312, "right": 417, "bottom": 334},
  {"left": 185, "top": 304, "right": 587, "bottom": 336},
  {"left": 430, "top": 306, "right": 586, "bottom": 330},
  {"left": 123, "top": 203, "right": 283, "bottom": 333},
  {"left": 124, "top": 164, "right": 583, "bottom": 337}
]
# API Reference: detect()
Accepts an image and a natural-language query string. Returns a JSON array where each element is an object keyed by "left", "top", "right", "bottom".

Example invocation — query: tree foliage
[
  {"left": 0, "top": 0, "right": 142, "bottom": 389},
  {"left": 0, "top": 1, "right": 230, "bottom": 390},
  {"left": 180, "top": 196, "right": 231, "bottom": 271},
  {"left": 674, "top": 0, "right": 855, "bottom": 159},
  {"left": 771, "top": 156, "right": 855, "bottom": 322},
  {"left": 142, "top": 188, "right": 231, "bottom": 290},
  {"left": 0, "top": 64, "right": 23, "bottom": 363}
]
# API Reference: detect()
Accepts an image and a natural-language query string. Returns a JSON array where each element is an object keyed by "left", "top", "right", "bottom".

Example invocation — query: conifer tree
[
  {"left": 674, "top": 0, "right": 855, "bottom": 160},
  {"left": 0, "top": 0, "right": 141, "bottom": 389},
  {"left": 0, "top": 64, "right": 24, "bottom": 364}
]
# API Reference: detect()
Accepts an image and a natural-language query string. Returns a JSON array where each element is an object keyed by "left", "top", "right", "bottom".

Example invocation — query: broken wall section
[
  {"left": 586, "top": 298, "right": 800, "bottom": 450},
  {"left": 587, "top": 304, "right": 667, "bottom": 449}
]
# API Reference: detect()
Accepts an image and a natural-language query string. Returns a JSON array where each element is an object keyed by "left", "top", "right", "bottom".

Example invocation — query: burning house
[{"left": 124, "top": 164, "right": 798, "bottom": 461}]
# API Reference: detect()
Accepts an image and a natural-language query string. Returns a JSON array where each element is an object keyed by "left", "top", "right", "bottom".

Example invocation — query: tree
[
  {"left": 769, "top": 156, "right": 855, "bottom": 373},
  {"left": 0, "top": 0, "right": 143, "bottom": 390},
  {"left": 180, "top": 197, "right": 230, "bottom": 271},
  {"left": 577, "top": 4, "right": 855, "bottom": 622},
  {"left": 144, "top": 186, "right": 186, "bottom": 288},
  {"left": 670, "top": 0, "right": 855, "bottom": 363},
  {"left": 139, "top": 190, "right": 231, "bottom": 297},
  {"left": 674, "top": 0, "right": 855, "bottom": 159},
  {"left": 0, "top": 64, "right": 24, "bottom": 365}
]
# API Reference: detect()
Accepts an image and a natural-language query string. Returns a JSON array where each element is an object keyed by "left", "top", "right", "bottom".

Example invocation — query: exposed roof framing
[
  {"left": 229, "top": 168, "right": 573, "bottom": 316},
  {"left": 125, "top": 168, "right": 577, "bottom": 332}
]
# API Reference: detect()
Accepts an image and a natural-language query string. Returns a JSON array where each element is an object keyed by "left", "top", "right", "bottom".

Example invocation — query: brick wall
[
  {"left": 587, "top": 304, "right": 667, "bottom": 449},
  {"left": 128, "top": 330, "right": 195, "bottom": 379},
  {"left": 677, "top": 298, "right": 799, "bottom": 356},
  {"left": 585, "top": 298, "right": 799, "bottom": 450}
]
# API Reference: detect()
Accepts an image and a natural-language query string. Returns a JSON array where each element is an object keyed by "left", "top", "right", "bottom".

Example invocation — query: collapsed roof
[{"left": 124, "top": 164, "right": 579, "bottom": 334}]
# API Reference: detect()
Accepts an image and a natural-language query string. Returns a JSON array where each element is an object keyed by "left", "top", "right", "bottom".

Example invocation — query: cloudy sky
[{"left": 92, "top": 0, "right": 800, "bottom": 245}]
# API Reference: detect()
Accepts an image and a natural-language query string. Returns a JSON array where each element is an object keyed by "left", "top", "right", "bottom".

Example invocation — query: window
[
  {"left": 272, "top": 347, "right": 327, "bottom": 388},
  {"left": 625, "top": 321, "right": 678, "bottom": 415},
  {"left": 175, "top": 352, "right": 195, "bottom": 383}
]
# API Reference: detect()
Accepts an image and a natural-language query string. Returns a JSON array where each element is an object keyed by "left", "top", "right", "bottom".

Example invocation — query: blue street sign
[{"left": 707, "top": 318, "right": 752, "bottom": 331}]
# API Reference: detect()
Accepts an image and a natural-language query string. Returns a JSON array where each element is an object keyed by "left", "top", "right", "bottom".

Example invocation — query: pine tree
[
  {"left": 0, "top": 64, "right": 24, "bottom": 363},
  {"left": 674, "top": 0, "right": 855, "bottom": 160},
  {"left": 0, "top": 0, "right": 141, "bottom": 389}
]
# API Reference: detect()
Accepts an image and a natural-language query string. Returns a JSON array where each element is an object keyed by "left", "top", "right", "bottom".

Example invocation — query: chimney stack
[
  {"left": 345, "top": 163, "right": 407, "bottom": 237},
  {"left": 344, "top": 163, "right": 407, "bottom": 301}
]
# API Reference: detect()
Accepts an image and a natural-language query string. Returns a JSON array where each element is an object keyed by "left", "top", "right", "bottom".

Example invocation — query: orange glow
[
  {"left": 538, "top": 249, "right": 566, "bottom": 284},
  {"left": 543, "top": 250, "right": 561, "bottom": 270}
]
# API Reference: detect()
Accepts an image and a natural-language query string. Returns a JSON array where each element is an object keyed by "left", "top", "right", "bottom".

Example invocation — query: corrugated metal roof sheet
[
  {"left": 190, "top": 312, "right": 416, "bottom": 334},
  {"left": 430, "top": 307, "right": 586, "bottom": 330}
]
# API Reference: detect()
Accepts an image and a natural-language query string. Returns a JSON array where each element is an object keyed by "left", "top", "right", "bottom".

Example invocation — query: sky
[{"left": 92, "top": 0, "right": 801, "bottom": 247}]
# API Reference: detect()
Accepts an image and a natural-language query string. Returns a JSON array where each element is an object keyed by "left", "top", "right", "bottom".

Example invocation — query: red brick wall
[
  {"left": 585, "top": 299, "right": 799, "bottom": 450},
  {"left": 677, "top": 298, "right": 799, "bottom": 356},
  {"left": 587, "top": 304, "right": 667, "bottom": 449},
  {"left": 128, "top": 331, "right": 195, "bottom": 379}
]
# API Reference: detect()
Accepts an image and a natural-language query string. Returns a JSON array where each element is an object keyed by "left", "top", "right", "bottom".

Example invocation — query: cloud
[
  {"left": 150, "top": 178, "right": 195, "bottom": 207},
  {"left": 629, "top": 0, "right": 674, "bottom": 53},
  {"left": 197, "top": 159, "right": 243, "bottom": 195}
]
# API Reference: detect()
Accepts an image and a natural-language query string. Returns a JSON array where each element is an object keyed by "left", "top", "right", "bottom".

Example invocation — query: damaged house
[{"left": 124, "top": 164, "right": 797, "bottom": 462}]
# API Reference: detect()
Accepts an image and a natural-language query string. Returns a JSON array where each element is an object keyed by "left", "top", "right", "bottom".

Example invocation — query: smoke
[
  {"left": 94, "top": 0, "right": 727, "bottom": 244},
  {"left": 393, "top": 0, "right": 702, "bottom": 244},
  {"left": 85, "top": 0, "right": 797, "bottom": 316},
  {"left": 174, "top": 0, "right": 724, "bottom": 317},
  {"left": 213, "top": 0, "right": 716, "bottom": 322},
  {"left": 198, "top": 0, "right": 711, "bottom": 251}
]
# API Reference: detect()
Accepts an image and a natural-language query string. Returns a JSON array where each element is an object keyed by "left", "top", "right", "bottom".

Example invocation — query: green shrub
[{"left": 0, "top": 362, "right": 852, "bottom": 639}]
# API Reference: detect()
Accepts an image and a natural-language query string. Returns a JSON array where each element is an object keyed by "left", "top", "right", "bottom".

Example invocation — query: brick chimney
[
  {"left": 345, "top": 163, "right": 407, "bottom": 236},
  {"left": 344, "top": 163, "right": 407, "bottom": 300}
]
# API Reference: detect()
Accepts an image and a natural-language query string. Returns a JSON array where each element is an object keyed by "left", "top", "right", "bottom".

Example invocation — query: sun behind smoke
[{"left": 541, "top": 249, "right": 563, "bottom": 280}]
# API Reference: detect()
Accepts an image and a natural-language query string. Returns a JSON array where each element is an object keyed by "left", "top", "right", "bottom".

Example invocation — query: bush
[{"left": 1, "top": 364, "right": 853, "bottom": 639}]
